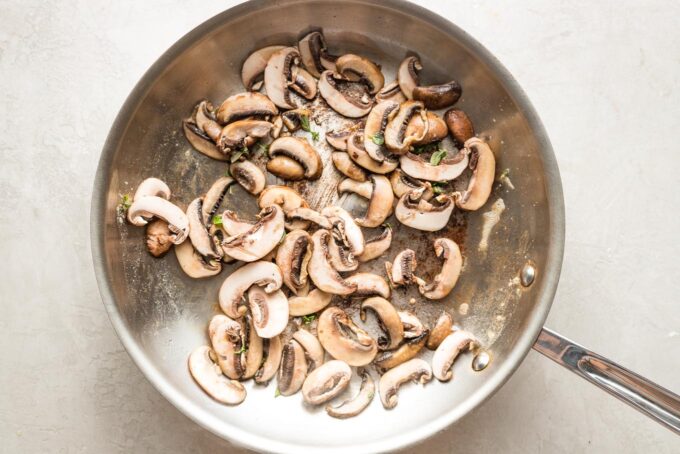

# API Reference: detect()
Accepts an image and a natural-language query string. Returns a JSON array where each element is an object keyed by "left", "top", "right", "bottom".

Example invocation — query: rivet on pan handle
[{"left": 533, "top": 327, "right": 680, "bottom": 435}]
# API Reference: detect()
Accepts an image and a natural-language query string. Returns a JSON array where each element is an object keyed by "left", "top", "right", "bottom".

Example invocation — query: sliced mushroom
[
  {"left": 241, "top": 313, "right": 264, "bottom": 379},
  {"left": 222, "top": 205, "right": 285, "bottom": 262},
  {"left": 277, "top": 339, "right": 307, "bottom": 396},
  {"left": 218, "top": 120, "right": 272, "bottom": 153},
  {"left": 389, "top": 169, "right": 434, "bottom": 200},
  {"left": 419, "top": 238, "right": 462, "bottom": 300},
  {"left": 444, "top": 108, "right": 475, "bottom": 147},
  {"left": 133, "top": 177, "right": 171, "bottom": 203},
  {"left": 218, "top": 261, "right": 282, "bottom": 319},
  {"left": 281, "top": 107, "right": 312, "bottom": 131},
  {"left": 376, "top": 80, "right": 406, "bottom": 104},
  {"left": 318, "top": 70, "right": 373, "bottom": 118},
  {"left": 345, "top": 273, "right": 391, "bottom": 299},
  {"left": 267, "top": 156, "right": 306, "bottom": 181},
  {"left": 379, "top": 358, "right": 432, "bottom": 409},
  {"left": 276, "top": 229, "right": 312, "bottom": 295},
  {"left": 406, "top": 111, "right": 448, "bottom": 145},
  {"left": 246, "top": 285, "right": 289, "bottom": 338},
  {"left": 221, "top": 210, "right": 256, "bottom": 236},
  {"left": 264, "top": 47, "right": 301, "bottom": 109},
  {"left": 412, "top": 80, "right": 462, "bottom": 110},
  {"left": 286, "top": 207, "right": 332, "bottom": 230},
  {"left": 321, "top": 206, "right": 365, "bottom": 256},
  {"left": 202, "top": 176, "right": 234, "bottom": 225},
  {"left": 216, "top": 91, "right": 278, "bottom": 124},
  {"left": 326, "top": 130, "right": 352, "bottom": 151},
  {"left": 395, "top": 188, "right": 454, "bottom": 232},
  {"left": 230, "top": 160, "right": 266, "bottom": 195},
  {"left": 193, "top": 100, "right": 222, "bottom": 142},
  {"left": 145, "top": 220, "right": 174, "bottom": 257},
  {"left": 174, "top": 240, "right": 222, "bottom": 278},
  {"left": 209, "top": 314, "right": 244, "bottom": 379},
  {"left": 427, "top": 312, "right": 454, "bottom": 350},
  {"left": 454, "top": 138, "right": 496, "bottom": 211},
  {"left": 187, "top": 198, "right": 221, "bottom": 260},
  {"left": 127, "top": 196, "right": 189, "bottom": 244},
  {"left": 399, "top": 311, "right": 426, "bottom": 339},
  {"left": 298, "top": 30, "right": 335, "bottom": 78},
  {"left": 357, "top": 225, "right": 392, "bottom": 263},
  {"left": 364, "top": 101, "right": 400, "bottom": 162},
  {"left": 308, "top": 229, "right": 357, "bottom": 295},
  {"left": 293, "top": 329, "right": 325, "bottom": 371},
  {"left": 242, "top": 45, "right": 286, "bottom": 90},
  {"left": 288, "top": 289, "right": 333, "bottom": 316},
  {"left": 332, "top": 152, "right": 367, "bottom": 181},
  {"left": 269, "top": 136, "right": 323, "bottom": 180},
  {"left": 360, "top": 297, "right": 403, "bottom": 350},
  {"left": 258, "top": 185, "right": 310, "bottom": 230},
  {"left": 397, "top": 56, "right": 422, "bottom": 100},
  {"left": 271, "top": 115, "right": 283, "bottom": 138},
  {"left": 346, "top": 131, "right": 398, "bottom": 174},
  {"left": 352, "top": 175, "right": 395, "bottom": 228},
  {"left": 288, "top": 66, "right": 317, "bottom": 100},
  {"left": 183, "top": 120, "right": 227, "bottom": 161},
  {"left": 374, "top": 330, "right": 428, "bottom": 373},
  {"left": 317, "top": 307, "right": 377, "bottom": 366},
  {"left": 335, "top": 54, "right": 384, "bottom": 94},
  {"left": 399, "top": 149, "right": 469, "bottom": 182},
  {"left": 327, "top": 235, "right": 359, "bottom": 272},
  {"left": 337, "top": 178, "right": 372, "bottom": 199},
  {"left": 385, "top": 249, "right": 422, "bottom": 287},
  {"left": 302, "top": 360, "right": 351, "bottom": 405},
  {"left": 432, "top": 330, "right": 477, "bottom": 381},
  {"left": 255, "top": 335, "right": 283, "bottom": 384},
  {"left": 326, "top": 368, "right": 374, "bottom": 418},
  {"left": 188, "top": 346, "right": 246, "bottom": 405},
  {"left": 384, "top": 100, "right": 427, "bottom": 155}
]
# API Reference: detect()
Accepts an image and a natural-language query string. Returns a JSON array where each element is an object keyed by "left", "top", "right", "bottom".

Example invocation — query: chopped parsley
[
  {"left": 412, "top": 142, "right": 439, "bottom": 155},
  {"left": 274, "top": 388, "right": 281, "bottom": 398},
  {"left": 224, "top": 167, "right": 231, "bottom": 177},
  {"left": 256, "top": 142, "right": 270, "bottom": 157},
  {"left": 430, "top": 149, "right": 448, "bottom": 166},
  {"left": 212, "top": 214, "right": 223, "bottom": 226},
  {"left": 300, "top": 115, "right": 319, "bottom": 141},
  {"left": 370, "top": 133, "right": 384, "bottom": 145},
  {"left": 382, "top": 222, "right": 391, "bottom": 230},
  {"left": 119, "top": 193, "right": 132, "bottom": 211},
  {"left": 230, "top": 146, "right": 249, "bottom": 163},
  {"left": 431, "top": 182, "right": 446, "bottom": 194},
  {"left": 236, "top": 343, "right": 247, "bottom": 355},
  {"left": 279, "top": 231, "right": 287, "bottom": 244},
  {"left": 302, "top": 314, "right": 317, "bottom": 325}
]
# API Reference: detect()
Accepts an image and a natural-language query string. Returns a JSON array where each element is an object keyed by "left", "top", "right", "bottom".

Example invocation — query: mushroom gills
[
  {"left": 360, "top": 296, "right": 403, "bottom": 350},
  {"left": 216, "top": 91, "right": 278, "bottom": 124},
  {"left": 221, "top": 205, "right": 285, "bottom": 262},
  {"left": 307, "top": 229, "right": 357, "bottom": 295},
  {"left": 397, "top": 56, "right": 422, "bottom": 99},
  {"left": 317, "top": 307, "right": 377, "bottom": 366},
  {"left": 318, "top": 70, "right": 373, "bottom": 118},
  {"left": 418, "top": 238, "right": 462, "bottom": 300},
  {"left": 269, "top": 136, "right": 323, "bottom": 180},
  {"left": 255, "top": 335, "right": 283, "bottom": 384},
  {"left": 277, "top": 339, "right": 308, "bottom": 396},
  {"left": 395, "top": 188, "right": 455, "bottom": 232},
  {"left": 374, "top": 330, "right": 428, "bottom": 372},
  {"left": 276, "top": 229, "right": 312, "bottom": 295},
  {"left": 247, "top": 286, "right": 289, "bottom": 338},
  {"left": 302, "top": 360, "right": 351, "bottom": 405}
]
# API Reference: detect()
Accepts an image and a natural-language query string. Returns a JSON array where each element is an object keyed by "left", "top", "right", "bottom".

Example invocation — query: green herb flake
[
  {"left": 224, "top": 167, "right": 231, "bottom": 177},
  {"left": 382, "top": 222, "right": 391, "bottom": 230},
  {"left": 431, "top": 182, "right": 446, "bottom": 195},
  {"left": 256, "top": 142, "right": 270, "bottom": 157},
  {"left": 497, "top": 168, "right": 510, "bottom": 180},
  {"left": 300, "top": 115, "right": 311, "bottom": 132},
  {"left": 236, "top": 343, "right": 247, "bottom": 355},
  {"left": 274, "top": 388, "right": 281, "bottom": 398},
  {"left": 279, "top": 231, "right": 287, "bottom": 244},
  {"left": 212, "top": 214, "right": 223, "bottom": 226},
  {"left": 230, "top": 146, "right": 249, "bottom": 163},
  {"left": 430, "top": 149, "right": 448, "bottom": 166},
  {"left": 370, "top": 133, "right": 385, "bottom": 145},
  {"left": 367, "top": 391, "right": 375, "bottom": 401},
  {"left": 302, "top": 314, "right": 317, "bottom": 325},
  {"left": 311, "top": 131, "right": 320, "bottom": 142},
  {"left": 119, "top": 193, "right": 132, "bottom": 210}
]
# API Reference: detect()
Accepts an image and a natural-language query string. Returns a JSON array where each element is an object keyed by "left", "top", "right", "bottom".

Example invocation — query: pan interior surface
[{"left": 91, "top": 1, "right": 564, "bottom": 452}]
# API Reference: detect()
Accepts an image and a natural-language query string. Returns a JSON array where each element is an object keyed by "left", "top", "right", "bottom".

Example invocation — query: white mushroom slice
[
  {"left": 399, "top": 149, "right": 469, "bottom": 182},
  {"left": 326, "top": 369, "right": 375, "bottom": 418},
  {"left": 397, "top": 56, "right": 422, "bottom": 100},
  {"left": 286, "top": 207, "right": 332, "bottom": 229},
  {"left": 247, "top": 286, "right": 289, "bottom": 338},
  {"left": 183, "top": 120, "right": 227, "bottom": 161},
  {"left": 308, "top": 230, "right": 357, "bottom": 295},
  {"left": 412, "top": 80, "right": 462, "bottom": 110},
  {"left": 302, "top": 360, "right": 352, "bottom": 405},
  {"left": 264, "top": 47, "right": 301, "bottom": 109},
  {"left": 202, "top": 176, "right": 234, "bottom": 225},
  {"left": 332, "top": 152, "right": 367, "bottom": 181},
  {"left": 242, "top": 45, "right": 286, "bottom": 90},
  {"left": 321, "top": 206, "right": 365, "bottom": 256},
  {"left": 407, "top": 111, "right": 448, "bottom": 145},
  {"left": 267, "top": 156, "right": 306, "bottom": 181},
  {"left": 209, "top": 314, "right": 244, "bottom": 379},
  {"left": 374, "top": 331, "right": 428, "bottom": 373},
  {"left": 289, "top": 66, "right": 317, "bottom": 100},
  {"left": 389, "top": 169, "right": 434, "bottom": 201},
  {"left": 364, "top": 101, "right": 400, "bottom": 162},
  {"left": 360, "top": 296, "right": 403, "bottom": 350},
  {"left": 384, "top": 100, "right": 427, "bottom": 155},
  {"left": 419, "top": 238, "right": 462, "bottom": 300},
  {"left": 357, "top": 225, "right": 392, "bottom": 263},
  {"left": 187, "top": 198, "right": 221, "bottom": 260},
  {"left": 218, "top": 120, "right": 273, "bottom": 153},
  {"left": 338, "top": 178, "right": 372, "bottom": 199},
  {"left": 346, "top": 131, "right": 398, "bottom": 174},
  {"left": 346, "top": 273, "right": 391, "bottom": 299},
  {"left": 327, "top": 234, "right": 359, "bottom": 272},
  {"left": 241, "top": 313, "right": 264, "bottom": 379},
  {"left": 216, "top": 91, "right": 278, "bottom": 124},
  {"left": 222, "top": 205, "right": 285, "bottom": 262},
  {"left": 230, "top": 160, "right": 266, "bottom": 195},
  {"left": 318, "top": 70, "right": 373, "bottom": 118},
  {"left": 326, "top": 130, "right": 352, "bottom": 151},
  {"left": 277, "top": 339, "right": 308, "bottom": 396},
  {"left": 298, "top": 30, "right": 334, "bottom": 78},
  {"left": 174, "top": 240, "right": 222, "bottom": 278},
  {"left": 376, "top": 80, "right": 406, "bottom": 104},
  {"left": 218, "top": 261, "right": 282, "bottom": 319},
  {"left": 385, "top": 249, "right": 422, "bottom": 287},
  {"left": 395, "top": 189, "right": 454, "bottom": 232},
  {"left": 432, "top": 330, "right": 477, "bottom": 381},
  {"left": 133, "top": 177, "right": 171, "bottom": 202},
  {"left": 127, "top": 196, "right": 189, "bottom": 244},
  {"left": 188, "top": 346, "right": 246, "bottom": 405},
  {"left": 288, "top": 289, "right": 333, "bottom": 316},
  {"left": 317, "top": 307, "right": 377, "bottom": 366},
  {"left": 275, "top": 229, "right": 312, "bottom": 295},
  {"left": 221, "top": 210, "right": 256, "bottom": 236},
  {"left": 258, "top": 185, "right": 310, "bottom": 231},
  {"left": 255, "top": 335, "right": 283, "bottom": 384},
  {"left": 269, "top": 136, "right": 323, "bottom": 180},
  {"left": 335, "top": 54, "right": 384, "bottom": 94},
  {"left": 427, "top": 312, "right": 454, "bottom": 350},
  {"left": 454, "top": 138, "right": 496, "bottom": 211},
  {"left": 378, "top": 358, "right": 432, "bottom": 409},
  {"left": 293, "top": 329, "right": 325, "bottom": 371},
  {"left": 194, "top": 100, "right": 222, "bottom": 141},
  {"left": 359, "top": 175, "right": 394, "bottom": 228},
  {"left": 399, "top": 311, "right": 427, "bottom": 339}
]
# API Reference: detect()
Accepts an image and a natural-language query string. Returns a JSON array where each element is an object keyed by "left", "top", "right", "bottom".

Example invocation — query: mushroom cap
[
  {"left": 216, "top": 91, "right": 278, "bottom": 124},
  {"left": 255, "top": 335, "right": 283, "bottom": 384},
  {"left": 133, "top": 177, "right": 171, "bottom": 203},
  {"left": 444, "top": 108, "right": 475, "bottom": 147},
  {"left": 318, "top": 70, "right": 373, "bottom": 118},
  {"left": 395, "top": 189, "right": 455, "bottom": 232},
  {"left": 247, "top": 286, "right": 289, "bottom": 338},
  {"left": 307, "top": 229, "right": 357, "bottom": 295},
  {"left": 357, "top": 225, "right": 392, "bottom": 263},
  {"left": 454, "top": 138, "right": 496, "bottom": 211},
  {"left": 302, "top": 360, "right": 352, "bottom": 405},
  {"left": 202, "top": 176, "right": 234, "bottom": 225},
  {"left": 269, "top": 136, "right": 323, "bottom": 180},
  {"left": 183, "top": 120, "right": 228, "bottom": 161},
  {"left": 293, "top": 329, "right": 325, "bottom": 371},
  {"left": 360, "top": 296, "right": 403, "bottom": 350},
  {"left": 397, "top": 56, "right": 422, "bottom": 100},
  {"left": 218, "top": 261, "right": 282, "bottom": 319},
  {"left": 412, "top": 80, "right": 462, "bottom": 110},
  {"left": 384, "top": 100, "right": 427, "bottom": 155},
  {"left": 374, "top": 330, "right": 428, "bottom": 373},
  {"left": 427, "top": 312, "right": 454, "bottom": 350},
  {"left": 188, "top": 346, "right": 246, "bottom": 405},
  {"left": 332, "top": 152, "right": 367, "bottom": 181},
  {"left": 317, "top": 307, "right": 377, "bottom": 366},
  {"left": 335, "top": 53, "right": 385, "bottom": 94},
  {"left": 230, "top": 159, "right": 266, "bottom": 195},
  {"left": 431, "top": 330, "right": 476, "bottom": 381},
  {"left": 321, "top": 205, "right": 365, "bottom": 256},
  {"left": 406, "top": 111, "right": 448, "bottom": 145},
  {"left": 378, "top": 358, "right": 432, "bottom": 409},
  {"left": 355, "top": 175, "right": 394, "bottom": 228},
  {"left": 345, "top": 272, "right": 391, "bottom": 299},
  {"left": 277, "top": 339, "right": 308, "bottom": 396},
  {"left": 258, "top": 185, "right": 310, "bottom": 231},
  {"left": 267, "top": 156, "right": 306, "bottom": 181},
  {"left": 298, "top": 30, "right": 330, "bottom": 78},
  {"left": 399, "top": 149, "right": 469, "bottom": 182},
  {"left": 389, "top": 169, "right": 434, "bottom": 200},
  {"left": 376, "top": 80, "right": 407, "bottom": 104},
  {"left": 145, "top": 220, "right": 174, "bottom": 258},
  {"left": 264, "top": 47, "right": 301, "bottom": 110},
  {"left": 326, "top": 130, "right": 352, "bottom": 151},
  {"left": 241, "top": 45, "right": 286, "bottom": 90},
  {"left": 208, "top": 314, "right": 244, "bottom": 379},
  {"left": 364, "top": 100, "right": 400, "bottom": 162},
  {"left": 418, "top": 238, "right": 462, "bottom": 300},
  {"left": 346, "top": 131, "right": 398, "bottom": 174},
  {"left": 275, "top": 229, "right": 312, "bottom": 295},
  {"left": 174, "top": 240, "right": 222, "bottom": 278}
]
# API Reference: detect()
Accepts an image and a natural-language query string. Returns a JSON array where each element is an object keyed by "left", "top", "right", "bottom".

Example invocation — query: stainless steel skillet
[{"left": 90, "top": 1, "right": 680, "bottom": 452}]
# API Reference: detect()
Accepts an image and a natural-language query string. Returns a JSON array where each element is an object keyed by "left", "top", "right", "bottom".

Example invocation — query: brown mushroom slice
[
  {"left": 338, "top": 177, "right": 372, "bottom": 199},
  {"left": 288, "top": 289, "right": 333, "bottom": 316},
  {"left": 183, "top": 120, "right": 228, "bottom": 161},
  {"left": 317, "top": 307, "right": 377, "bottom": 366},
  {"left": 221, "top": 210, "right": 256, "bottom": 236},
  {"left": 360, "top": 297, "right": 403, "bottom": 350},
  {"left": 364, "top": 101, "right": 400, "bottom": 162},
  {"left": 289, "top": 66, "right": 317, "bottom": 100},
  {"left": 399, "top": 149, "right": 469, "bottom": 182},
  {"left": 269, "top": 136, "right": 323, "bottom": 180},
  {"left": 281, "top": 107, "right": 312, "bottom": 131},
  {"left": 242, "top": 45, "right": 286, "bottom": 91},
  {"left": 187, "top": 197, "right": 222, "bottom": 260},
  {"left": 230, "top": 159, "right": 266, "bottom": 195},
  {"left": 454, "top": 138, "right": 496, "bottom": 211},
  {"left": 241, "top": 313, "right": 264, "bottom": 379},
  {"left": 308, "top": 230, "right": 357, "bottom": 295},
  {"left": 398, "top": 311, "right": 427, "bottom": 340},
  {"left": 218, "top": 120, "right": 272, "bottom": 153},
  {"left": 326, "top": 369, "right": 375, "bottom": 419},
  {"left": 427, "top": 312, "right": 454, "bottom": 350},
  {"left": 358, "top": 175, "right": 395, "bottom": 228},
  {"left": 298, "top": 30, "right": 334, "bottom": 78},
  {"left": 346, "top": 272, "right": 391, "bottom": 299},
  {"left": 346, "top": 131, "right": 398, "bottom": 174},
  {"left": 389, "top": 169, "right": 434, "bottom": 201},
  {"left": 418, "top": 238, "right": 462, "bottom": 300},
  {"left": 293, "top": 329, "right": 325, "bottom": 371},
  {"left": 397, "top": 56, "right": 422, "bottom": 100},
  {"left": 202, "top": 176, "right": 234, "bottom": 225},
  {"left": 378, "top": 358, "right": 432, "bottom": 409},
  {"left": 384, "top": 100, "right": 428, "bottom": 155},
  {"left": 444, "top": 108, "right": 475, "bottom": 147},
  {"left": 175, "top": 240, "right": 222, "bottom": 278},
  {"left": 264, "top": 47, "right": 302, "bottom": 109},
  {"left": 357, "top": 225, "right": 392, "bottom": 263},
  {"left": 188, "top": 346, "right": 246, "bottom": 405},
  {"left": 432, "top": 330, "right": 477, "bottom": 381},
  {"left": 412, "top": 80, "right": 462, "bottom": 109},
  {"left": 376, "top": 80, "right": 406, "bottom": 103},
  {"left": 395, "top": 189, "right": 454, "bottom": 232},
  {"left": 216, "top": 91, "right": 278, "bottom": 124},
  {"left": 302, "top": 360, "right": 352, "bottom": 405},
  {"left": 246, "top": 286, "right": 289, "bottom": 338},
  {"left": 286, "top": 207, "right": 332, "bottom": 230},
  {"left": 127, "top": 196, "right": 189, "bottom": 244},
  {"left": 321, "top": 206, "right": 365, "bottom": 256},
  {"left": 318, "top": 70, "right": 373, "bottom": 118},
  {"left": 209, "top": 314, "right": 244, "bottom": 379},
  {"left": 218, "top": 261, "right": 282, "bottom": 319},
  {"left": 332, "top": 152, "right": 367, "bottom": 181},
  {"left": 193, "top": 100, "right": 222, "bottom": 142},
  {"left": 277, "top": 339, "right": 308, "bottom": 396},
  {"left": 385, "top": 249, "right": 422, "bottom": 287},
  {"left": 275, "top": 229, "right": 312, "bottom": 295},
  {"left": 327, "top": 235, "right": 359, "bottom": 272},
  {"left": 145, "top": 220, "right": 174, "bottom": 257},
  {"left": 326, "top": 130, "right": 352, "bottom": 151},
  {"left": 258, "top": 185, "right": 310, "bottom": 231},
  {"left": 406, "top": 111, "right": 448, "bottom": 145},
  {"left": 222, "top": 205, "right": 285, "bottom": 262},
  {"left": 267, "top": 156, "right": 306, "bottom": 181},
  {"left": 255, "top": 335, "right": 283, "bottom": 384},
  {"left": 374, "top": 331, "right": 429, "bottom": 373},
  {"left": 335, "top": 54, "right": 385, "bottom": 94}
]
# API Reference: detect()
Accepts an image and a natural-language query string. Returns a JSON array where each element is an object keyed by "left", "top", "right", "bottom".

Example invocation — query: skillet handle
[{"left": 533, "top": 327, "right": 680, "bottom": 434}]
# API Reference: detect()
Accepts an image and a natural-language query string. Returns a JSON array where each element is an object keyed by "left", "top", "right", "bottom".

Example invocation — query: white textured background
[{"left": 1, "top": 0, "right": 679, "bottom": 452}]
